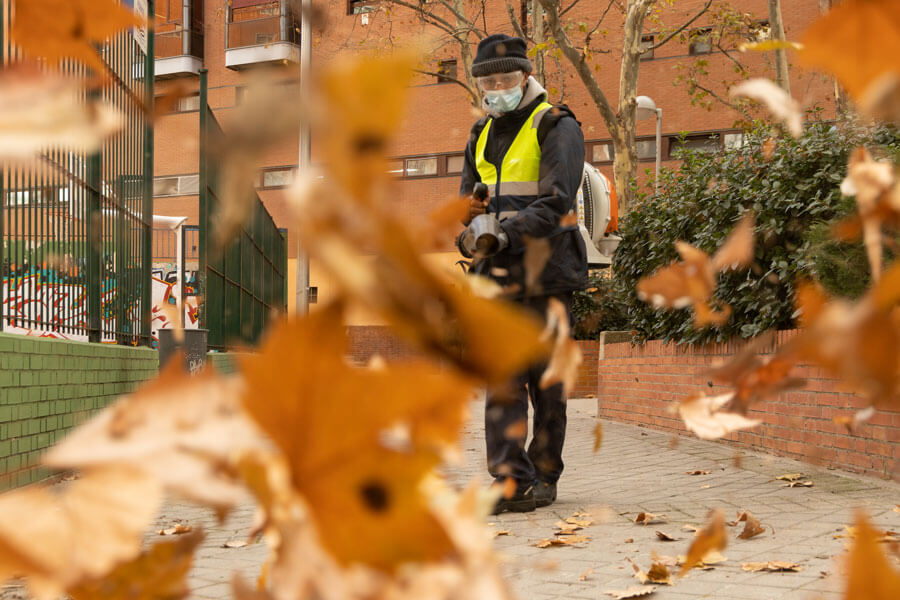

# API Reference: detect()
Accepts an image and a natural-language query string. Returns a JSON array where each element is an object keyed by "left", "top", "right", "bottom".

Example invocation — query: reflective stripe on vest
[{"left": 474, "top": 101, "right": 553, "bottom": 197}]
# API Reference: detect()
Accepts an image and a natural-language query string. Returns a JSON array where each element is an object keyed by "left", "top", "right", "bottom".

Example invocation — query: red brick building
[{"left": 152, "top": 0, "right": 834, "bottom": 319}]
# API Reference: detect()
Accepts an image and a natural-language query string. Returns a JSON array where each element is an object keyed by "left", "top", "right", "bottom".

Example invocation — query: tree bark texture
[
  {"left": 767, "top": 0, "right": 791, "bottom": 94},
  {"left": 531, "top": 0, "right": 546, "bottom": 86}
]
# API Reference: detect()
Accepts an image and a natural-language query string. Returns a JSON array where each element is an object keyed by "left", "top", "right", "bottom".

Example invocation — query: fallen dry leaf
[
  {"left": 535, "top": 535, "right": 591, "bottom": 548},
  {"left": 554, "top": 521, "right": 583, "bottom": 535},
  {"left": 0, "top": 66, "right": 122, "bottom": 158},
  {"left": 493, "top": 530, "right": 512, "bottom": 538},
  {"left": 742, "top": 561, "right": 801, "bottom": 573},
  {"left": 223, "top": 539, "right": 249, "bottom": 549},
  {"left": 782, "top": 480, "right": 814, "bottom": 488},
  {"left": 628, "top": 557, "right": 673, "bottom": 585},
  {"left": 604, "top": 586, "right": 657, "bottom": 599},
  {"left": 734, "top": 512, "right": 766, "bottom": 539},
  {"left": 579, "top": 567, "right": 594, "bottom": 581},
  {"left": 11, "top": 0, "right": 144, "bottom": 72},
  {"left": 636, "top": 213, "right": 754, "bottom": 327},
  {"left": 677, "top": 550, "right": 727, "bottom": 569},
  {"left": 682, "top": 525, "right": 700, "bottom": 534},
  {"left": 843, "top": 511, "right": 900, "bottom": 600},
  {"left": 625, "top": 538, "right": 634, "bottom": 543},
  {"left": 679, "top": 509, "right": 727, "bottom": 576},
  {"left": 894, "top": 505, "right": 900, "bottom": 515},
  {"left": 157, "top": 524, "right": 192, "bottom": 536},
  {"left": 730, "top": 78, "right": 803, "bottom": 137},
  {"left": 655, "top": 531, "right": 677, "bottom": 542},
  {"left": 678, "top": 392, "right": 761, "bottom": 440},
  {"left": 567, "top": 517, "right": 594, "bottom": 527},
  {"left": 776, "top": 473, "right": 805, "bottom": 482},
  {"left": 685, "top": 470, "right": 710, "bottom": 476},
  {"left": 0, "top": 467, "right": 162, "bottom": 599},
  {"left": 634, "top": 512, "right": 668, "bottom": 526}
]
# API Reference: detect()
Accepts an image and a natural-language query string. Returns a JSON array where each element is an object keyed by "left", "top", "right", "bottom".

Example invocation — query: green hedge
[{"left": 579, "top": 117, "right": 900, "bottom": 344}]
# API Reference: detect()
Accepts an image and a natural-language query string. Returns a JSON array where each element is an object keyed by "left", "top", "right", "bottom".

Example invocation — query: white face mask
[{"left": 484, "top": 85, "right": 524, "bottom": 113}]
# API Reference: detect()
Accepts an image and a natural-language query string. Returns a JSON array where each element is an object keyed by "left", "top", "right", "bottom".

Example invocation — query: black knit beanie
[{"left": 471, "top": 34, "right": 532, "bottom": 77}]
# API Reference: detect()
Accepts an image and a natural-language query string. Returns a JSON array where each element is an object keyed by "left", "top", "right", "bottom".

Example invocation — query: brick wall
[
  {"left": 346, "top": 325, "right": 598, "bottom": 399},
  {"left": 597, "top": 330, "right": 900, "bottom": 480},
  {"left": 0, "top": 333, "right": 158, "bottom": 490}
]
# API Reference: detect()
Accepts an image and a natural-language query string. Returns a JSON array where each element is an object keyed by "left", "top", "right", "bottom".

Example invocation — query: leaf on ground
[
  {"left": 677, "top": 550, "right": 727, "bottom": 570},
  {"left": 634, "top": 512, "right": 668, "bottom": 525},
  {"left": 799, "top": 0, "right": 900, "bottom": 102},
  {"left": 730, "top": 79, "right": 803, "bottom": 137},
  {"left": 636, "top": 213, "right": 754, "bottom": 328},
  {"left": 682, "top": 525, "right": 700, "bottom": 534},
  {"left": 567, "top": 517, "right": 594, "bottom": 528},
  {"left": 735, "top": 512, "right": 765, "bottom": 539},
  {"left": 844, "top": 512, "right": 900, "bottom": 600},
  {"left": 157, "top": 524, "right": 192, "bottom": 536},
  {"left": 579, "top": 567, "right": 594, "bottom": 581},
  {"left": 554, "top": 522, "right": 582, "bottom": 535},
  {"left": 240, "top": 309, "right": 475, "bottom": 572},
  {"left": 0, "top": 467, "right": 162, "bottom": 599},
  {"left": 593, "top": 421, "right": 603, "bottom": 453},
  {"left": 492, "top": 530, "right": 512, "bottom": 538},
  {"left": 679, "top": 509, "right": 727, "bottom": 576},
  {"left": 0, "top": 65, "right": 122, "bottom": 159},
  {"left": 655, "top": 531, "right": 677, "bottom": 542},
  {"left": 539, "top": 298, "right": 582, "bottom": 394},
  {"left": 44, "top": 362, "right": 266, "bottom": 512},
  {"left": 10, "top": 0, "right": 145, "bottom": 72},
  {"left": 741, "top": 561, "right": 801, "bottom": 573},
  {"left": 68, "top": 529, "right": 203, "bottom": 600},
  {"left": 678, "top": 392, "right": 761, "bottom": 440},
  {"left": 894, "top": 505, "right": 900, "bottom": 515},
  {"left": 535, "top": 535, "right": 591, "bottom": 548},
  {"left": 782, "top": 480, "right": 814, "bottom": 488},
  {"left": 628, "top": 557, "right": 673, "bottom": 585},
  {"left": 775, "top": 473, "right": 805, "bottom": 482},
  {"left": 223, "top": 539, "right": 249, "bottom": 549},
  {"left": 604, "top": 586, "right": 657, "bottom": 599},
  {"left": 685, "top": 470, "right": 710, "bottom": 476}
]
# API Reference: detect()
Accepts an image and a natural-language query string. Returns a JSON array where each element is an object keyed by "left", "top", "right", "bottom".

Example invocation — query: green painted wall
[{"left": 0, "top": 333, "right": 158, "bottom": 490}]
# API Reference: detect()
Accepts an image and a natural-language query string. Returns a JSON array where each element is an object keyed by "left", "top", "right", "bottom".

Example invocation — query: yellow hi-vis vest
[{"left": 474, "top": 101, "right": 554, "bottom": 207}]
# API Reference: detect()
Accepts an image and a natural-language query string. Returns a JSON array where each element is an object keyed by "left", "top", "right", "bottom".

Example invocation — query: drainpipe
[
  {"left": 182, "top": 0, "right": 190, "bottom": 55},
  {"left": 280, "top": 0, "right": 287, "bottom": 43}
]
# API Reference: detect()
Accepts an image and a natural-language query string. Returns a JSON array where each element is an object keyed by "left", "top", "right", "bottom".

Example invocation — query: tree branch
[
  {"left": 646, "top": 0, "right": 713, "bottom": 51},
  {"left": 436, "top": 0, "right": 487, "bottom": 37},
  {"left": 386, "top": 0, "right": 459, "bottom": 37},
  {"left": 505, "top": 0, "right": 530, "bottom": 41},
  {"left": 414, "top": 68, "right": 479, "bottom": 104},
  {"left": 689, "top": 80, "right": 754, "bottom": 122},
  {"left": 584, "top": 0, "right": 617, "bottom": 49},
  {"left": 559, "top": 0, "right": 583, "bottom": 18}
]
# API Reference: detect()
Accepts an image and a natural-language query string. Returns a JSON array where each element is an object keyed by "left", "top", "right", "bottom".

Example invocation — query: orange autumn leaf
[
  {"left": 637, "top": 214, "right": 754, "bottom": 328},
  {"left": 844, "top": 512, "right": 900, "bottom": 600},
  {"left": 679, "top": 510, "right": 727, "bottom": 576},
  {"left": 800, "top": 0, "right": 900, "bottom": 102},
  {"left": 11, "top": 0, "right": 145, "bottom": 73},
  {"left": 0, "top": 467, "right": 162, "bottom": 599},
  {"left": 68, "top": 529, "right": 203, "bottom": 600},
  {"left": 240, "top": 308, "right": 475, "bottom": 571}
]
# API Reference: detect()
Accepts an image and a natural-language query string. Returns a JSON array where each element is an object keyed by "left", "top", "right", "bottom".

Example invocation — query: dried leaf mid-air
[
  {"left": 636, "top": 214, "right": 754, "bottom": 327},
  {"left": 678, "top": 392, "right": 761, "bottom": 440},
  {"left": 593, "top": 420, "right": 603, "bottom": 453},
  {"left": 730, "top": 79, "right": 803, "bottom": 137},
  {"left": 733, "top": 511, "right": 765, "bottom": 539},
  {"left": 539, "top": 297, "right": 582, "bottom": 393},
  {"left": 0, "top": 467, "right": 161, "bottom": 599},
  {"left": 634, "top": 512, "right": 668, "bottom": 526},
  {"left": 11, "top": 0, "right": 145, "bottom": 72},
  {"left": 679, "top": 509, "right": 727, "bottom": 576},
  {"left": 843, "top": 512, "right": 900, "bottom": 600}
]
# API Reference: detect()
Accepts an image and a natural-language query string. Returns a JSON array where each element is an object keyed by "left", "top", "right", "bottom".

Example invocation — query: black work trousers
[{"left": 485, "top": 293, "right": 572, "bottom": 487}]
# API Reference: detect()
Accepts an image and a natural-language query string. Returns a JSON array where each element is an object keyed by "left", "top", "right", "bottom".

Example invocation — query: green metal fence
[
  {"left": 0, "top": 0, "right": 154, "bottom": 345},
  {"left": 198, "top": 70, "right": 286, "bottom": 350}
]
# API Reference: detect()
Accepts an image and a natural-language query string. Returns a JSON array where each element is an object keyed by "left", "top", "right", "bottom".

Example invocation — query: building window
[
  {"left": 640, "top": 35, "right": 655, "bottom": 60},
  {"left": 347, "top": 1, "right": 376, "bottom": 15},
  {"left": 669, "top": 134, "right": 720, "bottom": 158},
  {"left": 689, "top": 27, "right": 713, "bottom": 55},
  {"left": 405, "top": 157, "right": 438, "bottom": 177},
  {"left": 308, "top": 286, "right": 318, "bottom": 304},
  {"left": 446, "top": 154, "right": 465, "bottom": 175},
  {"left": 261, "top": 168, "right": 295, "bottom": 188},
  {"left": 723, "top": 133, "right": 746, "bottom": 150},
  {"left": 636, "top": 139, "right": 657, "bottom": 160},
  {"left": 436, "top": 59, "right": 457, "bottom": 84},
  {"left": 386, "top": 160, "right": 404, "bottom": 176},
  {"left": 592, "top": 143, "right": 613, "bottom": 163},
  {"left": 177, "top": 93, "right": 200, "bottom": 112},
  {"left": 153, "top": 177, "right": 180, "bottom": 196},
  {"left": 746, "top": 20, "right": 771, "bottom": 43}
]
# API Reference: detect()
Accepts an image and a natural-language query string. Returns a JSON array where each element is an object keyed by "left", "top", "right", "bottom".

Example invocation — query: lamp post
[
  {"left": 636, "top": 95, "right": 662, "bottom": 195},
  {"left": 296, "top": 0, "right": 311, "bottom": 315}
]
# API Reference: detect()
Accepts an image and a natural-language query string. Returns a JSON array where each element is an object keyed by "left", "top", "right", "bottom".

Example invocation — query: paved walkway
[{"left": 151, "top": 398, "right": 900, "bottom": 599}]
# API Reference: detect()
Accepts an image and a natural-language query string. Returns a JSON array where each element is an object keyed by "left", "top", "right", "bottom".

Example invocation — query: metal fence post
[
  {"left": 141, "top": 0, "right": 155, "bottom": 346},
  {"left": 198, "top": 68, "right": 208, "bottom": 333}
]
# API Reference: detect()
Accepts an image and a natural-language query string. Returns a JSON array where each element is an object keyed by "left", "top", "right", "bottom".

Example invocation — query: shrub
[
  {"left": 601, "top": 117, "right": 900, "bottom": 345},
  {"left": 572, "top": 271, "right": 630, "bottom": 339}
]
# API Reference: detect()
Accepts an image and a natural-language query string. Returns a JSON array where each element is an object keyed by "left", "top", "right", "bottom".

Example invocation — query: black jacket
[{"left": 459, "top": 89, "right": 588, "bottom": 298}]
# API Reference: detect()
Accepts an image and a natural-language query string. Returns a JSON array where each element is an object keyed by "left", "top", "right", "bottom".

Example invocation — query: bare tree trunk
[
  {"left": 531, "top": 0, "right": 545, "bottom": 86},
  {"left": 768, "top": 0, "right": 791, "bottom": 94},
  {"left": 450, "top": 0, "right": 480, "bottom": 107}
]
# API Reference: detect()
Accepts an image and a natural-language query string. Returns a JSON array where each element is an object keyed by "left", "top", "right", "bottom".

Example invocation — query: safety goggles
[{"left": 474, "top": 71, "right": 524, "bottom": 91}]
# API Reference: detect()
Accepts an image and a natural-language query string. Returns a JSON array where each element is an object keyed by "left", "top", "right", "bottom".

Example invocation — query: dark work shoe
[
  {"left": 534, "top": 480, "right": 557, "bottom": 508},
  {"left": 491, "top": 482, "right": 536, "bottom": 515}
]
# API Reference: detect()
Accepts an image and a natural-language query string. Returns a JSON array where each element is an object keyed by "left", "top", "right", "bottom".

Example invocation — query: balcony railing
[
  {"left": 227, "top": 14, "right": 300, "bottom": 49},
  {"left": 225, "top": 1, "right": 300, "bottom": 69},
  {"left": 156, "top": 28, "right": 204, "bottom": 60}
]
